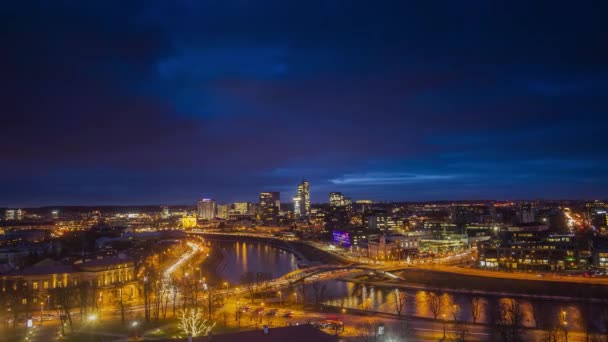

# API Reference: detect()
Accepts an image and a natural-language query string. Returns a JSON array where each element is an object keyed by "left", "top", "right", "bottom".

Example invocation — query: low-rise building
[
  {"left": 368, "top": 235, "right": 419, "bottom": 260},
  {"left": 477, "top": 234, "right": 590, "bottom": 271}
]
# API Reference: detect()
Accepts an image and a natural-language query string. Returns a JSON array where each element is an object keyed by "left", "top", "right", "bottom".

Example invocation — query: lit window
[
  {"left": 33, "top": 282, "right": 39, "bottom": 290},
  {"left": 43, "top": 281, "right": 49, "bottom": 289}
]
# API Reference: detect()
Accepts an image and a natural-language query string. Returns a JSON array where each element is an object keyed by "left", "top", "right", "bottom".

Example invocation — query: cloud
[{"left": 330, "top": 173, "right": 459, "bottom": 186}]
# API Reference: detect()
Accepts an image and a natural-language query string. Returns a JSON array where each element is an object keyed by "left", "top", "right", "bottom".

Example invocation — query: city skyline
[{"left": 2, "top": 2, "right": 607, "bottom": 206}]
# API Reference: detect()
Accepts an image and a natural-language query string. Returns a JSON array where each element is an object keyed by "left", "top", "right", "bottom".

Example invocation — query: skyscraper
[
  {"left": 259, "top": 192, "right": 280, "bottom": 225},
  {"left": 197, "top": 198, "right": 216, "bottom": 220},
  {"left": 294, "top": 181, "right": 310, "bottom": 219}
]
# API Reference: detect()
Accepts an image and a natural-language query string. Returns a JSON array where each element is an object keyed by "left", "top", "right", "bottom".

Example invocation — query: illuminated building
[
  {"left": 329, "top": 192, "right": 351, "bottom": 211},
  {"left": 368, "top": 235, "right": 419, "bottom": 260},
  {"left": 294, "top": 181, "right": 310, "bottom": 219},
  {"left": 477, "top": 233, "right": 589, "bottom": 271},
  {"left": 233, "top": 202, "right": 250, "bottom": 214},
  {"left": 3, "top": 258, "right": 140, "bottom": 307},
  {"left": 160, "top": 206, "right": 170, "bottom": 219},
  {"left": 197, "top": 198, "right": 216, "bottom": 220},
  {"left": 180, "top": 215, "right": 197, "bottom": 228},
  {"left": 7, "top": 209, "right": 21, "bottom": 220},
  {"left": 329, "top": 192, "right": 344, "bottom": 207},
  {"left": 259, "top": 192, "right": 280, "bottom": 225},
  {"left": 586, "top": 200, "right": 608, "bottom": 227},
  {"left": 216, "top": 204, "right": 229, "bottom": 219}
]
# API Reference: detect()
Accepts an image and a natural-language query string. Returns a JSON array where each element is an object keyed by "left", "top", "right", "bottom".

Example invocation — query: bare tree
[
  {"left": 453, "top": 320, "right": 468, "bottom": 342},
  {"left": 427, "top": 292, "right": 441, "bottom": 320},
  {"left": 492, "top": 299, "right": 525, "bottom": 342},
  {"left": 393, "top": 289, "right": 407, "bottom": 316},
  {"left": 470, "top": 296, "right": 483, "bottom": 324},
  {"left": 49, "top": 285, "right": 75, "bottom": 332},
  {"left": 177, "top": 308, "right": 216, "bottom": 337},
  {"left": 240, "top": 272, "right": 257, "bottom": 304}
]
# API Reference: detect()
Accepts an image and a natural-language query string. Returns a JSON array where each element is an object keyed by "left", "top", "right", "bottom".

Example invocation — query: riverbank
[
  {"left": 198, "top": 246, "right": 224, "bottom": 286},
  {"left": 345, "top": 268, "right": 608, "bottom": 302}
]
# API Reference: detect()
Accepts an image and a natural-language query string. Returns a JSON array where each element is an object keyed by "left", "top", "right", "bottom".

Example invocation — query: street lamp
[
  {"left": 236, "top": 299, "right": 241, "bottom": 324},
  {"left": 40, "top": 302, "right": 44, "bottom": 323},
  {"left": 442, "top": 313, "right": 447, "bottom": 340},
  {"left": 277, "top": 291, "right": 282, "bottom": 306},
  {"left": 561, "top": 310, "right": 568, "bottom": 342},
  {"left": 223, "top": 281, "right": 228, "bottom": 289}
]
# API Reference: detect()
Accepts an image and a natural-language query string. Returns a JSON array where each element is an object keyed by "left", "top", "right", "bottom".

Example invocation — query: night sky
[{"left": 2, "top": 1, "right": 607, "bottom": 206}]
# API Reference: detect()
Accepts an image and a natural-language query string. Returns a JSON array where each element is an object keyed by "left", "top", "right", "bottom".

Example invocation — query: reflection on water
[
  {"left": 214, "top": 241, "right": 297, "bottom": 285},
  {"left": 321, "top": 280, "right": 600, "bottom": 330},
  {"left": 211, "top": 241, "right": 604, "bottom": 331}
]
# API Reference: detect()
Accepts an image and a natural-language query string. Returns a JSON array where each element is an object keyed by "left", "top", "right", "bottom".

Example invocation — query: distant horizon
[{"left": 2, "top": 197, "right": 605, "bottom": 210}]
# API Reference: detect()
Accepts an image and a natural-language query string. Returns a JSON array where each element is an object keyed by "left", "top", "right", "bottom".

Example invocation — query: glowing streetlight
[
  {"left": 442, "top": 313, "right": 447, "bottom": 339},
  {"left": 87, "top": 314, "right": 98, "bottom": 322}
]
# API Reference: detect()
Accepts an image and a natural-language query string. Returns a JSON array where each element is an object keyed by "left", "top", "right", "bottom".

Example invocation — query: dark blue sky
[{"left": 1, "top": 1, "right": 607, "bottom": 206}]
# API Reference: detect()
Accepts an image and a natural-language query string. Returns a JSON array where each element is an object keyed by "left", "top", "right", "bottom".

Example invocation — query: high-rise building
[
  {"left": 586, "top": 200, "right": 608, "bottom": 226},
  {"left": 216, "top": 204, "right": 229, "bottom": 219},
  {"left": 294, "top": 181, "right": 310, "bottom": 218},
  {"left": 293, "top": 196, "right": 302, "bottom": 217},
  {"left": 197, "top": 199, "right": 216, "bottom": 220},
  {"left": 259, "top": 192, "right": 280, "bottom": 225}
]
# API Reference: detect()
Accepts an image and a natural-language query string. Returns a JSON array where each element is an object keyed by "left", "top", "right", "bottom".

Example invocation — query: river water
[
  {"left": 214, "top": 241, "right": 298, "bottom": 284},
  {"left": 213, "top": 241, "right": 607, "bottom": 331}
]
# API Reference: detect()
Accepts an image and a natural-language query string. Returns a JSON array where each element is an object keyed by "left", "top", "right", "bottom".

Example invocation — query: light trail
[{"left": 163, "top": 241, "right": 201, "bottom": 282}]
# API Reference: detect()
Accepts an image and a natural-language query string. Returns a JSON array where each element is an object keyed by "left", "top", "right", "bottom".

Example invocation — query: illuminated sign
[{"left": 332, "top": 230, "right": 351, "bottom": 247}]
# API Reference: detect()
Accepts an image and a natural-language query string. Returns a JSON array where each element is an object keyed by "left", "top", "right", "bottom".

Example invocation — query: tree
[
  {"left": 492, "top": 299, "right": 525, "bottom": 342},
  {"left": 5, "top": 279, "right": 33, "bottom": 328},
  {"left": 393, "top": 289, "right": 407, "bottom": 316},
  {"left": 240, "top": 272, "right": 257, "bottom": 304},
  {"left": 470, "top": 296, "right": 483, "bottom": 324},
  {"left": 427, "top": 292, "right": 441, "bottom": 320},
  {"left": 49, "top": 285, "right": 76, "bottom": 333},
  {"left": 177, "top": 309, "right": 216, "bottom": 337}
]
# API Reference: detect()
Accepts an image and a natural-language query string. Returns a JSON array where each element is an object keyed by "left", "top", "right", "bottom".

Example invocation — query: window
[
  {"left": 43, "top": 281, "right": 49, "bottom": 289},
  {"left": 33, "top": 282, "right": 39, "bottom": 290}
]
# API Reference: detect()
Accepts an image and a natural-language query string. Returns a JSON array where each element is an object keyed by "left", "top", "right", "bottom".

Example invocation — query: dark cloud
[{"left": 1, "top": 1, "right": 607, "bottom": 206}]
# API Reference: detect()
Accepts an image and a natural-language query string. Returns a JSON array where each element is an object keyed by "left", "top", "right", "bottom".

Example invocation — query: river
[
  {"left": 211, "top": 240, "right": 607, "bottom": 331},
  {"left": 213, "top": 241, "right": 298, "bottom": 284}
]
